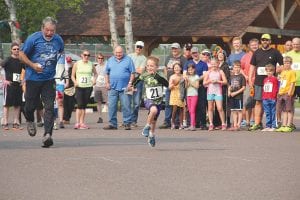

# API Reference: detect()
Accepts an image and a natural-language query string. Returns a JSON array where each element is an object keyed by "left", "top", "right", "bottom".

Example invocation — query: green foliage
[{"left": 0, "top": 0, "right": 85, "bottom": 42}]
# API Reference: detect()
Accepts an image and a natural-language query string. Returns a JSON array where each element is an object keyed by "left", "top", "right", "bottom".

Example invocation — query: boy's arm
[
  {"left": 154, "top": 73, "right": 169, "bottom": 87},
  {"left": 288, "top": 83, "right": 295, "bottom": 96}
]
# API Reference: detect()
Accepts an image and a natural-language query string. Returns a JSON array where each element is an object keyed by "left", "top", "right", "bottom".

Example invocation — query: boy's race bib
[
  {"left": 263, "top": 82, "right": 273, "bottom": 92},
  {"left": 145, "top": 86, "right": 163, "bottom": 100}
]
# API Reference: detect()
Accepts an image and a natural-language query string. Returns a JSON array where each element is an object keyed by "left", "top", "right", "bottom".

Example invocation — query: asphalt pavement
[{"left": 0, "top": 109, "right": 299, "bottom": 200}]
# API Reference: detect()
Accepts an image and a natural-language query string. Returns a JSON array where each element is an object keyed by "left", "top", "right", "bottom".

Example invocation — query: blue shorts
[
  {"left": 207, "top": 94, "right": 223, "bottom": 101},
  {"left": 144, "top": 99, "right": 162, "bottom": 121}
]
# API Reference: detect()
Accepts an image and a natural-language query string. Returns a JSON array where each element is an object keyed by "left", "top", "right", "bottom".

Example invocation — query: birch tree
[
  {"left": 108, "top": 0, "right": 119, "bottom": 49},
  {"left": 4, "top": 0, "right": 20, "bottom": 43},
  {"left": 124, "top": 0, "right": 133, "bottom": 53}
]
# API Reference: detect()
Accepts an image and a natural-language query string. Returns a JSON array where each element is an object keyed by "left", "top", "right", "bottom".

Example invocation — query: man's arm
[
  {"left": 19, "top": 51, "right": 43, "bottom": 73},
  {"left": 248, "top": 64, "right": 255, "bottom": 87}
]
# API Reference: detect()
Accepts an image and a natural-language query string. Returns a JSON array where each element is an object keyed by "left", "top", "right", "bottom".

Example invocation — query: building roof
[{"left": 57, "top": 0, "right": 272, "bottom": 37}]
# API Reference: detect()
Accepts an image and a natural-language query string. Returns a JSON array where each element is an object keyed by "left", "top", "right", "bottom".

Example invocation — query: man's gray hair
[{"left": 42, "top": 16, "right": 57, "bottom": 28}]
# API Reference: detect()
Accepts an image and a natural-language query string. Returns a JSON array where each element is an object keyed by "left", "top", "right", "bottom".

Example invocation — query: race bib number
[
  {"left": 291, "top": 62, "right": 300, "bottom": 71},
  {"left": 13, "top": 73, "right": 21, "bottom": 82},
  {"left": 96, "top": 75, "right": 105, "bottom": 85},
  {"left": 146, "top": 86, "right": 163, "bottom": 100},
  {"left": 80, "top": 76, "right": 89, "bottom": 84},
  {"left": 257, "top": 67, "right": 267, "bottom": 75},
  {"left": 263, "top": 82, "right": 273, "bottom": 92},
  {"left": 280, "top": 80, "right": 287, "bottom": 88}
]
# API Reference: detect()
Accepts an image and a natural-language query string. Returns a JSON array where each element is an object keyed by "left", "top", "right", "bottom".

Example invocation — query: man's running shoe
[
  {"left": 142, "top": 125, "right": 150, "bottom": 137},
  {"left": 42, "top": 133, "right": 53, "bottom": 148},
  {"left": 148, "top": 136, "right": 156, "bottom": 147},
  {"left": 159, "top": 122, "right": 171, "bottom": 129},
  {"left": 27, "top": 122, "right": 37, "bottom": 137},
  {"left": 248, "top": 124, "right": 262, "bottom": 131},
  {"left": 289, "top": 124, "right": 296, "bottom": 131},
  {"left": 240, "top": 120, "right": 247, "bottom": 127}
]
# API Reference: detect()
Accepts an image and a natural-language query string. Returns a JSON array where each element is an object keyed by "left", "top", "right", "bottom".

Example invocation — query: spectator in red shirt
[{"left": 261, "top": 64, "right": 278, "bottom": 131}]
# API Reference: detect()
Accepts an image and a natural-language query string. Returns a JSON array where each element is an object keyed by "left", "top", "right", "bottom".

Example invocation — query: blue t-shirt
[
  {"left": 183, "top": 60, "right": 208, "bottom": 77},
  {"left": 22, "top": 31, "right": 64, "bottom": 81},
  {"left": 105, "top": 55, "right": 135, "bottom": 91},
  {"left": 227, "top": 51, "right": 246, "bottom": 68}
]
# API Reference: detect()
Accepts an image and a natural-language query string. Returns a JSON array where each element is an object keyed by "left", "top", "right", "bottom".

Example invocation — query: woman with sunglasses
[
  {"left": 71, "top": 50, "right": 97, "bottom": 129},
  {"left": 1, "top": 42, "right": 25, "bottom": 130}
]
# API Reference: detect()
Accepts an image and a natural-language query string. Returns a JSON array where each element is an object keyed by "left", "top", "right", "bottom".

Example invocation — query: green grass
[{"left": 295, "top": 100, "right": 300, "bottom": 108}]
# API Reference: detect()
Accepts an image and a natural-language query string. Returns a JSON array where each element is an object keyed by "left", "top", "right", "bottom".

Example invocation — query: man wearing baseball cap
[
  {"left": 128, "top": 41, "right": 147, "bottom": 127},
  {"left": 248, "top": 33, "right": 283, "bottom": 131}
]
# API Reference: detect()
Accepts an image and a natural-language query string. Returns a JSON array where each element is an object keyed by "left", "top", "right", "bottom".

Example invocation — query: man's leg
[
  {"left": 41, "top": 80, "right": 56, "bottom": 136},
  {"left": 120, "top": 91, "right": 132, "bottom": 128},
  {"left": 107, "top": 89, "right": 118, "bottom": 128},
  {"left": 131, "top": 81, "right": 143, "bottom": 125}
]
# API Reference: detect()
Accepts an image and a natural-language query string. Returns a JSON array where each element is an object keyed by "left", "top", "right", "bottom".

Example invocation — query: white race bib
[
  {"left": 80, "top": 76, "right": 89, "bottom": 84},
  {"left": 280, "top": 80, "right": 287, "bottom": 88},
  {"left": 291, "top": 62, "right": 300, "bottom": 71},
  {"left": 13, "top": 73, "right": 21, "bottom": 82},
  {"left": 263, "top": 82, "right": 273, "bottom": 92},
  {"left": 96, "top": 75, "right": 105, "bottom": 85},
  {"left": 145, "top": 86, "right": 163, "bottom": 100},
  {"left": 257, "top": 67, "right": 267, "bottom": 75}
]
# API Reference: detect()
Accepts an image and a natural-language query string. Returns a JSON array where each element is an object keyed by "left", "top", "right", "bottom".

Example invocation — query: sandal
[{"left": 2, "top": 124, "right": 9, "bottom": 130}]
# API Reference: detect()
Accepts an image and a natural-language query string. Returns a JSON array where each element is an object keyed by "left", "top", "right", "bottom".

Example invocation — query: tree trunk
[
  {"left": 107, "top": 0, "right": 119, "bottom": 49},
  {"left": 124, "top": 0, "right": 133, "bottom": 54},
  {"left": 4, "top": 0, "right": 20, "bottom": 43}
]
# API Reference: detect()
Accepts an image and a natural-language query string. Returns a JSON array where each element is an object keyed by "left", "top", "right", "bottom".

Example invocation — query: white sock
[{"left": 149, "top": 131, "right": 154, "bottom": 137}]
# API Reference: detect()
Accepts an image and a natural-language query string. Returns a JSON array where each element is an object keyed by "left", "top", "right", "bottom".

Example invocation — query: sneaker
[
  {"left": 124, "top": 124, "right": 131, "bottom": 130},
  {"left": 59, "top": 122, "right": 65, "bottom": 129},
  {"left": 27, "top": 122, "right": 37, "bottom": 137},
  {"left": 2, "top": 124, "right": 9, "bottom": 130},
  {"left": 276, "top": 126, "right": 286, "bottom": 132},
  {"left": 131, "top": 122, "right": 138, "bottom": 128},
  {"left": 37, "top": 121, "right": 44, "bottom": 127},
  {"left": 277, "top": 121, "right": 282, "bottom": 128},
  {"left": 103, "top": 125, "right": 117, "bottom": 130},
  {"left": 42, "top": 133, "right": 53, "bottom": 148},
  {"left": 241, "top": 120, "right": 247, "bottom": 127},
  {"left": 159, "top": 122, "right": 171, "bottom": 129},
  {"left": 142, "top": 125, "right": 150, "bottom": 137},
  {"left": 148, "top": 136, "right": 156, "bottom": 147},
  {"left": 281, "top": 126, "right": 292, "bottom": 133},
  {"left": 119, "top": 124, "right": 125, "bottom": 128},
  {"left": 97, "top": 117, "right": 103, "bottom": 123},
  {"left": 53, "top": 122, "right": 58, "bottom": 130},
  {"left": 79, "top": 123, "right": 89, "bottom": 130},
  {"left": 289, "top": 124, "right": 296, "bottom": 131},
  {"left": 186, "top": 126, "right": 196, "bottom": 131},
  {"left": 221, "top": 124, "right": 227, "bottom": 131},
  {"left": 74, "top": 123, "right": 80, "bottom": 129},
  {"left": 268, "top": 128, "right": 276, "bottom": 132},
  {"left": 208, "top": 125, "right": 214, "bottom": 131},
  {"left": 261, "top": 127, "right": 271, "bottom": 132},
  {"left": 248, "top": 124, "right": 262, "bottom": 131}
]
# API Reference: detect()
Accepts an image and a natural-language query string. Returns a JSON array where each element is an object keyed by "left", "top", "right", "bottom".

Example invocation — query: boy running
[{"left": 132, "top": 56, "right": 168, "bottom": 147}]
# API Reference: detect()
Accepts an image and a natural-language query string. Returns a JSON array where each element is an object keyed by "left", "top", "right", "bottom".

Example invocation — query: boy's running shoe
[
  {"left": 276, "top": 126, "right": 286, "bottom": 132},
  {"left": 148, "top": 136, "right": 156, "bottom": 147},
  {"left": 248, "top": 124, "right": 262, "bottom": 131},
  {"left": 142, "top": 125, "right": 150, "bottom": 137},
  {"left": 281, "top": 126, "right": 292, "bottom": 133}
]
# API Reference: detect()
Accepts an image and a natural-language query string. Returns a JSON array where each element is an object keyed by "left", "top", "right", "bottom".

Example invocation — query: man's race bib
[
  {"left": 291, "top": 62, "right": 300, "bottom": 71},
  {"left": 13, "top": 73, "right": 21, "bottom": 82},
  {"left": 263, "top": 82, "right": 273, "bottom": 92},
  {"left": 257, "top": 67, "right": 267, "bottom": 75},
  {"left": 146, "top": 86, "right": 163, "bottom": 100}
]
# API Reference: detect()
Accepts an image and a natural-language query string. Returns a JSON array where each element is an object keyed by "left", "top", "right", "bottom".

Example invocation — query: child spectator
[
  {"left": 276, "top": 56, "right": 296, "bottom": 132},
  {"left": 203, "top": 58, "right": 227, "bottom": 131},
  {"left": 261, "top": 64, "right": 278, "bottom": 131},
  {"left": 228, "top": 61, "right": 246, "bottom": 131},
  {"left": 169, "top": 63, "right": 185, "bottom": 129},
  {"left": 132, "top": 56, "right": 168, "bottom": 147},
  {"left": 185, "top": 63, "right": 200, "bottom": 131}
]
